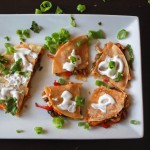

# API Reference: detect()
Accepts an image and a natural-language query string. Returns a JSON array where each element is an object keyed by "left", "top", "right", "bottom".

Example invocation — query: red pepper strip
[
  {"left": 35, "top": 103, "right": 53, "bottom": 111},
  {"left": 101, "top": 123, "right": 110, "bottom": 128},
  {"left": 53, "top": 80, "right": 61, "bottom": 86},
  {"left": 103, "top": 78, "right": 109, "bottom": 83},
  {"left": 47, "top": 53, "right": 54, "bottom": 59},
  {"left": 65, "top": 71, "right": 72, "bottom": 77}
]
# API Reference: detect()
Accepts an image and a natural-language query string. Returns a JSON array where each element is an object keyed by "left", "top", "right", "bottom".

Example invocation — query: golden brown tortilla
[
  {"left": 52, "top": 35, "right": 89, "bottom": 74},
  {"left": 85, "top": 86, "right": 127, "bottom": 123},
  {"left": 92, "top": 42, "right": 129, "bottom": 91},
  {"left": 44, "top": 83, "right": 83, "bottom": 119},
  {"left": 0, "top": 43, "right": 43, "bottom": 116}
]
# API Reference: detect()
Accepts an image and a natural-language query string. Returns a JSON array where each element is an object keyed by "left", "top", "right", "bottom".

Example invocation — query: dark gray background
[{"left": 0, "top": 0, "right": 149, "bottom": 149}]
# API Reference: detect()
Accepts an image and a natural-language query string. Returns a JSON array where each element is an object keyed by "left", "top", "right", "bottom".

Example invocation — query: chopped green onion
[
  {"left": 16, "top": 30, "right": 22, "bottom": 36},
  {"left": 70, "top": 14, "right": 77, "bottom": 27},
  {"left": 30, "top": 21, "right": 42, "bottom": 33},
  {"left": 40, "top": 1, "right": 52, "bottom": 12},
  {"left": 4, "top": 43, "right": 15, "bottom": 54},
  {"left": 95, "top": 80, "right": 105, "bottom": 86},
  {"left": 77, "top": 4, "right": 86, "bottom": 13},
  {"left": 78, "top": 122, "right": 90, "bottom": 129},
  {"left": 20, "top": 37, "right": 26, "bottom": 42},
  {"left": 0, "top": 54, "right": 7, "bottom": 63},
  {"left": 130, "top": 120, "right": 140, "bottom": 125},
  {"left": 34, "top": 127, "right": 44, "bottom": 134},
  {"left": 35, "top": 9, "right": 42, "bottom": 14},
  {"left": 23, "top": 29, "right": 30, "bottom": 38},
  {"left": 115, "top": 72, "right": 123, "bottom": 82},
  {"left": 16, "top": 71, "right": 31, "bottom": 77},
  {"left": 76, "top": 40, "right": 85, "bottom": 47},
  {"left": 75, "top": 96, "right": 85, "bottom": 107},
  {"left": 88, "top": 30, "right": 105, "bottom": 39},
  {"left": 148, "top": 0, "right": 150, "bottom": 4},
  {"left": 55, "top": 6, "right": 63, "bottom": 14},
  {"left": 0, "top": 97, "right": 18, "bottom": 115},
  {"left": 108, "top": 61, "right": 115, "bottom": 70},
  {"left": 4, "top": 36, "right": 10, "bottom": 41},
  {"left": 16, "top": 130, "right": 24, "bottom": 133},
  {"left": 0, "top": 63, "right": 9, "bottom": 75},
  {"left": 70, "top": 56, "right": 77, "bottom": 64},
  {"left": 3, "top": 68, "right": 9, "bottom": 75},
  {"left": 126, "top": 44, "right": 134, "bottom": 68},
  {"left": 53, "top": 116, "right": 64, "bottom": 129},
  {"left": 58, "top": 78, "right": 66, "bottom": 85},
  {"left": 44, "top": 28, "right": 70, "bottom": 54},
  {"left": 117, "top": 29, "right": 128, "bottom": 40},
  {"left": 98, "top": 22, "right": 102, "bottom": 25},
  {"left": 11, "top": 58, "right": 22, "bottom": 74}
]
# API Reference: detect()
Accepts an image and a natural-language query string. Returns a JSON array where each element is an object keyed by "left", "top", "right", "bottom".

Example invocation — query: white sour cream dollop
[
  {"left": 98, "top": 56, "right": 124, "bottom": 79},
  {"left": 63, "top": 49, "right": 81, "bottom": 72},
  {"left": 4, "top": 73, "right": 29, "bottom": 88},
  {"left": 91, "top": 94, "right": 115, "bottom": 113},
  {"left": 0, "top": 87, "right": 20, "bottom": 100},
  {"left": 57, "top": 90, "right": 76, "bottom": 113},
  {"left": 14, "top": 48, "right": 37, "bottom": 72}
]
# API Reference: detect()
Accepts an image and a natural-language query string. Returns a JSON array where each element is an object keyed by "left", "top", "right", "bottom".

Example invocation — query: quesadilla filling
[{"left": 0, "top": 43, "right": 43, "bottom": 116}]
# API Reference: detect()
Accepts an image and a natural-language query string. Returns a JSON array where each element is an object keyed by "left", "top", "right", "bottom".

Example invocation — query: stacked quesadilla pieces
[
  {"left": 0, "top": 43, "right": 43, "bottom": 116},
  {"left": 85, "top": 42, "right": 132, "bottom": 127}
]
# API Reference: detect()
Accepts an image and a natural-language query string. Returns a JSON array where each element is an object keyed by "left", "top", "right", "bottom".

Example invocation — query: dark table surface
[{"left": 0, "top": 0, "right": 149, "bottom": 149}]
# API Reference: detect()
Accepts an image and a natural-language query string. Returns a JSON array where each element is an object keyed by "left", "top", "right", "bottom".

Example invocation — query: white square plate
[{"left": 0, "top": 14, "right": 143, "bottom": 139}]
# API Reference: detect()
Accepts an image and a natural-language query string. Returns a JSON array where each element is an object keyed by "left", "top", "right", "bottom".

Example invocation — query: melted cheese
[
  {"left": 0, "top": 87, "right": 20, "bottom": 100},
  {"left": 5, "top": 73, "right": 29, "bottom": 88}
]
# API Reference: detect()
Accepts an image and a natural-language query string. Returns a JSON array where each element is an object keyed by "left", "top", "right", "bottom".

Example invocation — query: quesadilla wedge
[
  {"left": 92, "top": 42, "right": 130, "bottom": 91},
  {"left": 85, "top": 86, "right": 129, "bottom": 127},
  {"left": 41, "top": 82, "right": 84, "bottom": 119},
  {"left": 52, "top": 35, "right": 89, "bottom": 80},
  {"left": 0, "top": 43, "right": 43, "bottom": 116}
]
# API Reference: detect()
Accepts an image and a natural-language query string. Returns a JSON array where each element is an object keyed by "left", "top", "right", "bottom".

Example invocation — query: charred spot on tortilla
[
  {"left": 52, "top": 35, "right": 89, "bottom": 80},
  {"left": 92, "top": 42, "right": 130, "bottom": 91},
  {"left": 43, "top": 82, "right": 84, "bottom": 119},
  {"left": 85, "top": 86, "right": 129, "bottom": 127},
  {"left": 0, "top": 43, "right": 43, "bottom": 116}
]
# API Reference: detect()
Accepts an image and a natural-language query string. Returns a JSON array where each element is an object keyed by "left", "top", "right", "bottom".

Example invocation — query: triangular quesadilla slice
[
  {"left": 52, "top": 35, "right": 89, "bottom": 80},
  {"left": 0, "top": 43, "right": 43, "bottom": 116},
  {"left": 92, "top": 42, "right": 129, "bottom": 91},
  {"left": 85, "top": 86, "right": 129, "bottom": 127},
  {"left": 43, "top": 82, "right": 83, "bottom": 119}
]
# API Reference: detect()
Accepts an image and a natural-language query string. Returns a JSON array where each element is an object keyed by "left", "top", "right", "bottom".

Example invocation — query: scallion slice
[
  {"left": 55, "top": 6, "right": 63, "bottom": 14},
  {"left": 40, "top": 1, "right": 52, "bottom": 12},
  {"left": 88, "top": 30, "right": 105, "bottom": 39},
  {"left": 58, "top": 78, "right": 66, "bottom": 85},
  {"left": 117, "top": 29, "right": 128, "bottom": 40},
  {"left": 75, "top": 96, "right": 85, "bottom": 106},
  {"left": 34, "top": 127, "right": 44, "bottom": 134},
  {"left": 108, "top": 61, "right": 115, "bottom": 70},
  {"left": 115, "top": 72, "right": 123, "bottom": 82},
  {"left": 77, "top": 4, "right": 86, "bottom": 13},
  {"left": 130, "top": 120, "right": 140, "bottom": 125},
  {"left": 95, "top": 80, "right": 105, "bottom": 86},
  {"left": 53, "top": 116, "right": 64, "bottom": 129}
]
